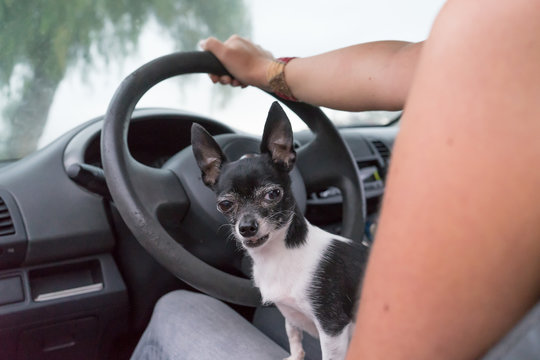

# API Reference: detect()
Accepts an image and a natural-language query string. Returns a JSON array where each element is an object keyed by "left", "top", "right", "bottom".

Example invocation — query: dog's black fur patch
[
  {"left": 309, "top": 238, "right": 368, "bottom": 336},
  {"left": 284, "top": 205, "right": 307, "bottom": 248}
]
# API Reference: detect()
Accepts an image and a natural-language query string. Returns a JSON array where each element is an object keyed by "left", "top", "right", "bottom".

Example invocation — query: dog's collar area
[{"left": 244, "top": 234, "right": 269, "bottom": 248}]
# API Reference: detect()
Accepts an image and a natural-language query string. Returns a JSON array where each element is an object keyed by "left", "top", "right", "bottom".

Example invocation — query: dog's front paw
[{"left": 283, "top": 350, "right": 305, "bottom": 360}]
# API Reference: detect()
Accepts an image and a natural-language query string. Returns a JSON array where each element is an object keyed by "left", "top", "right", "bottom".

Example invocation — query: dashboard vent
[
  {"left": 372, "top": 140, "right": 390, "bottom": 163},
  {"left": 0, "top": 196, "right": 16, "bottom": 236}
]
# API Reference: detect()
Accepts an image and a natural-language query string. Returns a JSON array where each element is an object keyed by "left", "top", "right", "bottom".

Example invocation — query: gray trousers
[{"left": 131, "top": 290, "right": 540, "bottom": 360}]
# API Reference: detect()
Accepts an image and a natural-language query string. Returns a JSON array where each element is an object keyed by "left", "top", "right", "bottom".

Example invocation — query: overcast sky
[{"left": 40, "top": 0, "right": 446, "bottom": 147}]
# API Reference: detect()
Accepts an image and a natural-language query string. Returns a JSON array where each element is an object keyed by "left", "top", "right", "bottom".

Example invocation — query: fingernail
[{"left": 198, "top": 39, "right": 207, "bottom": 50}]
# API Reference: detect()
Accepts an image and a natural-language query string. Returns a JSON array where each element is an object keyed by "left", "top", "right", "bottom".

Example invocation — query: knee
[
  {"left": 156, "top": 290, "right": 197, "bottom": 307},
  {"left": 154, "top": 290, "right": 223, "bottom": 315}
]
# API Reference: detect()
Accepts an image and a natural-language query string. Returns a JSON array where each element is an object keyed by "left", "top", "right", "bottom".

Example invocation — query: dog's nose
[{"left": 239, "top": 217, "right": 259, "bottom": 238}]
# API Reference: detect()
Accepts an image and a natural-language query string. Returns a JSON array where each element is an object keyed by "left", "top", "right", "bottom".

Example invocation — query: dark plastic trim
[{"left": 0, "top": 190, "right": 28, "bottom": 270}]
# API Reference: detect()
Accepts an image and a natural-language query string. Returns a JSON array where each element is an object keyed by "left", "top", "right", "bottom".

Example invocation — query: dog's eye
[
  {"left": 264, "top": 188, "right": 282, "bottom": 202},
  {"left": 217, "top": 200, "right": 234, "bottom": 213}
]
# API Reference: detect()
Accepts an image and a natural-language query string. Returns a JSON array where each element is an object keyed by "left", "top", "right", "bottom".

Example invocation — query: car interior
[
  {"left": 0, "top": 53, "right": 398, "bottom": 360},
  {"left": 0, "top": 1, "right": 441, "bottom": 359}
]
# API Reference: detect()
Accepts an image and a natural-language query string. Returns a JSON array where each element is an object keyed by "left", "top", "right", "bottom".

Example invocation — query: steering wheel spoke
[{"left": 127, "top": 160, "right": 189, "bottom": 229}]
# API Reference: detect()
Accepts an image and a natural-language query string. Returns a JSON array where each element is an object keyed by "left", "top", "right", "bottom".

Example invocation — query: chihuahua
[{"left": 191, "top": 102, "right": 368, "bottom": 360}]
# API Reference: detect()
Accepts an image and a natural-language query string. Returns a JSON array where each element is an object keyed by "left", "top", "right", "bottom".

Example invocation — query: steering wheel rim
[{"left": 101, "top": 51, "right": 365, "bottom": 307}]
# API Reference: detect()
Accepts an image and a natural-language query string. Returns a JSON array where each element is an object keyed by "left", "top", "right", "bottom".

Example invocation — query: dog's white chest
[
  {"left": 253, "top": 249, "right": 307, "bottom": 303},
  {"left": 254, "top": 256, "right": 320, "bottom": 336},
  {"left": 251, "top": 228, "right": 327, "bottom": 303},
  {"left": 249, "top": 224, "right": 337, "bottom": 336}
]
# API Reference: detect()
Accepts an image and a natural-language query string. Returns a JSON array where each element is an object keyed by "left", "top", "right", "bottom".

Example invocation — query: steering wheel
[{"left": 101, "top": 51, "right": 366, "bottom": 307}]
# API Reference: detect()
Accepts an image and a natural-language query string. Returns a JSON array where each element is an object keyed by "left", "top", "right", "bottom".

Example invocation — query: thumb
[{"left": 199, "top": 37, "right": 224, "bottom": 57}]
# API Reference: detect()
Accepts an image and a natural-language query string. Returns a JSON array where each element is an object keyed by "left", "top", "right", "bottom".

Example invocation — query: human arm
[
  {"left": 347, "top": 0, "right": 540, "bottom": 359},
  {"left": 200, "top": 35, "right": 422, "bottom": 111}
]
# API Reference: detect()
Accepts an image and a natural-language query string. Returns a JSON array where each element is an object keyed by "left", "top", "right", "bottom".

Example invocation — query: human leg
[{"left": 131, "top": 290, "right": 289, "bottom": 360}]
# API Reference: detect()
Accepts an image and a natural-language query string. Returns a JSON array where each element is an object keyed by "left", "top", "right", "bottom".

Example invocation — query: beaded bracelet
[{"left": 266, "top": 57, "right": 297, "bottom": 101}]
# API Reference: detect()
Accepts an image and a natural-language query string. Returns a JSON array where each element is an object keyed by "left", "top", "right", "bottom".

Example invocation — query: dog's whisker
[
  {"left": 268, "top": 209, "right": 293, "bottom": 218},
  {"left": 268, "top": 209, "right": 295, "bottom": 224},
  {"left": 218, "top": 223, "right": 235, "bottom": 232},
  {"left": 224, "top": 230, "right": 238, "bottom": 244}
]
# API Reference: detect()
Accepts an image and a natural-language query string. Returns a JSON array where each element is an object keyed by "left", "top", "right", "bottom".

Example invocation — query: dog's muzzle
[{"left": 243, "top": 234, "right": 269, "bottom": 248}]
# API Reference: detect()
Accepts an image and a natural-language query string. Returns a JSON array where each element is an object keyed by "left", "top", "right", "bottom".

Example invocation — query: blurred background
[{"left": 0, "top": 0, "right": 445, "bottom": 160}]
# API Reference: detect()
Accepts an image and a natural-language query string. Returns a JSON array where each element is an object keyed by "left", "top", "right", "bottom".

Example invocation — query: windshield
[{"left": 0, "top": 0, "right": 444, "bottom": 161}]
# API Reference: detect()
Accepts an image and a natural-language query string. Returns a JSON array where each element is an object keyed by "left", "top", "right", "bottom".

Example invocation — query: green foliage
[
  {"left": 0, "top": 0, "right": 250, "bottom": 85},
  {"left": 0, "top": 0, "right": 251, "bottom": 159}
]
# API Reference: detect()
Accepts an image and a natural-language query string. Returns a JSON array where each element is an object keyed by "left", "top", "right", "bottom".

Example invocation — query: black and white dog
[{"left": 191, "top": 102, "right": 368, "bottom": 360}]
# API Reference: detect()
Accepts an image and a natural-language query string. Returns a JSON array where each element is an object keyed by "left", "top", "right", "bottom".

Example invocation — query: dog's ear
[
  {"left": 191, "top": 123, "right": 227, "bottom": 188},
  {"left": 260, "top": 102, "right": 296, "bottom": 172}
]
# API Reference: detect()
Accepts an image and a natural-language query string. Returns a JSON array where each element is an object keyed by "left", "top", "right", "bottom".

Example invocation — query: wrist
[
  {"left": 253, "top": 58, "right": 275, "bottom": 91},
  {"left": 266, "top": 57, "right": 298, "bottom": 101}
]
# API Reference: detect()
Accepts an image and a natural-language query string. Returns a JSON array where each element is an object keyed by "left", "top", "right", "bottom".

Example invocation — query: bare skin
[
  {"left": 201, "top": 0, "right": 540, "bottom": 358},
  {"left": 200, "top": 36, "right": 421, "bottom": 111}
]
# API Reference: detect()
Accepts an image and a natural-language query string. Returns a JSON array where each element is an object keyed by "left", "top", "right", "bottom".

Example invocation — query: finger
[
  {"left": 198, "top": 37, "right": 211, "bottom": 50},
  {"left": 218, "top": 75, "right": 233, "bottom": 85},
  {"left": 208, "top": 74, "right": 219, "bottom": 83},
  {"left": 231, "top": 79, "right": 245, "bottom": 87},
  {"left": 225, "top": 34, "right": 244, "bottom": 44},
  {"left": 199, "top": 36, "right": 225, "bottom": 57}
]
